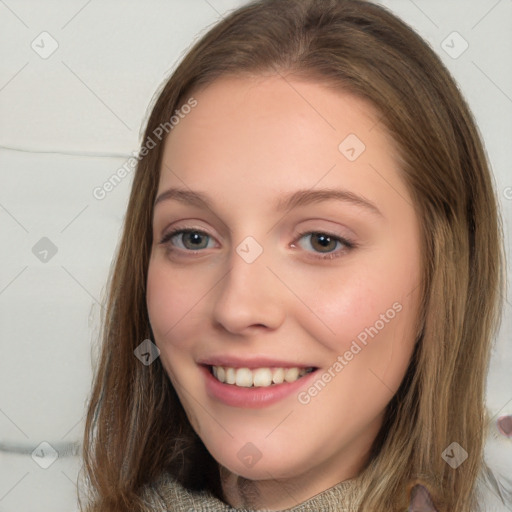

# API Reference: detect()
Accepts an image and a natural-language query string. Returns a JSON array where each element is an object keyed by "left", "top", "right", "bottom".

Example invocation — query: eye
[
  {"left": 159, "top": 227, "right": 356, "bottom": 260},
  {"left": 292, "top": 231, "right": 355, "bottom": 260},
  {"left": 160, "top": 228, "right": 216, "bottom": 252}
]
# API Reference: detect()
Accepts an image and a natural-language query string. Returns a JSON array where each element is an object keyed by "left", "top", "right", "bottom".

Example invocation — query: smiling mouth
[{"left": 208, "top": 365, "right": 316, "bottom": 388}]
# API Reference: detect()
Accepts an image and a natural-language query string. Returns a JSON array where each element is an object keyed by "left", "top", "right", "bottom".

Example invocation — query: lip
[
  {"left": 197, "top": 355, "right": 315, "bottom": 369},
  {"left": 200, "top": 364, "right": 319, "bottom": 409}
]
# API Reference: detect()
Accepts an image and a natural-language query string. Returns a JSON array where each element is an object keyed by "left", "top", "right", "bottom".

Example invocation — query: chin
[
  {"left": 206, "top": 439, "right": 310, "bottom": 481},
  {"left": 222, "top": 460, "right": 301, "bottom": 481}
]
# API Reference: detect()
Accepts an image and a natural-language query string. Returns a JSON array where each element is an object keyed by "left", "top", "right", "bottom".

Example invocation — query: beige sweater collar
[
  {"left": 142, "top": 473, "right": 360, "bottom": 511},
  {"left": 141, "top": 464, "right": 511, "bottom": 511}
]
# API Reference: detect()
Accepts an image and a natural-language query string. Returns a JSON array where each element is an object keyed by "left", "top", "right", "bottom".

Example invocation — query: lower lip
[{"left": 201, "top": 365, "right": 318, "bottom": 409}]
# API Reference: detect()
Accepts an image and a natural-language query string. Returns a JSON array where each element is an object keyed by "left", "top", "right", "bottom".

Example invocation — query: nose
[{"left": 212, "top": 246, "right": 286, "bottom": 335}]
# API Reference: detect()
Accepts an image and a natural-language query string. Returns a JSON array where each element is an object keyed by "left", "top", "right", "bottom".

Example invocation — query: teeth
[
  {"left": 235, "top": 368, "right": 253, "bottom": 387},
  {"left": 253, "top": 368, "right": 273, "bottom": 387},
  {"left": 284, "top": 367, "right": 299, "bottom": 383},
  {"left": 272, "top": 368, "right": 284, "bottom": 384},
  {"left": 216, "top": 366, "right": 226, "bottom": 383},
  {"left": 225, "top": 367, "right": 236, "bottom": 384},
  {"left": 211, "top": 366, "right": 313, "bottom": 387}
]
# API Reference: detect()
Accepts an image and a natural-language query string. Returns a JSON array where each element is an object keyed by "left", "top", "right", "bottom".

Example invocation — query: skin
[{"left": 146, "top": 74, "right": 422, "bottom": 510}]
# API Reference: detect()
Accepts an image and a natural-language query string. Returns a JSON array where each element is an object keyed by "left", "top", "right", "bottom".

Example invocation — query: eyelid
[
  {"left": 292, "top": 229, "right": 356, "bottom": 260},
  {"left": 159, "top": 226, "right": 218, "bottom": 249},
  {"left": 159, "top": 225, "right": 356, "bottom": 261}
]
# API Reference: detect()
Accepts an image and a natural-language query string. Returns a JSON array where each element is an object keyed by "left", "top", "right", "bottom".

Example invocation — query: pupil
[
  {"left": 313, "top": 233, "right": 335, "bottom": 252},
  {"left": 186, "top": 232, "right": 206, "bottom": 248}
]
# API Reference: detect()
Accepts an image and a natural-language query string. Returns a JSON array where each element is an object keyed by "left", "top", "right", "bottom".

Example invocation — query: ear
[{"left": 408, "top": 484, "right": 437, "bottom": 512}]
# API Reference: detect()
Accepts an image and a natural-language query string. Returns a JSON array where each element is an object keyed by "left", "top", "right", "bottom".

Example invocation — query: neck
[{"left": 219, "top": 446, "right": 368, "bottom": 510}]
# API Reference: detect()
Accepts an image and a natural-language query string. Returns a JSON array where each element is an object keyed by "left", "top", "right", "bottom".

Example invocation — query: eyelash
[{"left": 159, "top": 228, "right": 356, "bottom": 261}]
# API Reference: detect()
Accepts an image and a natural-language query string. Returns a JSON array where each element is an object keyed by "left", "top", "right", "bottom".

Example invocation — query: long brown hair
[{"left": 79, "top": 1, "right": 505, "bottom": 510}]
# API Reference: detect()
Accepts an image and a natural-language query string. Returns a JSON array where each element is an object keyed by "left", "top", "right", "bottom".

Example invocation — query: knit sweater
[
  {"left": 139, "top": 468, "right": 512, "bottom": 512},
  {"left": 140, "top": 473, "right": 361, "bottom": 511}
]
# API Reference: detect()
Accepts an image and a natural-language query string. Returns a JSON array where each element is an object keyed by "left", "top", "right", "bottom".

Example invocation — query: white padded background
[{"left": 0, "top": 1, "right": 510, "bottom": 510}]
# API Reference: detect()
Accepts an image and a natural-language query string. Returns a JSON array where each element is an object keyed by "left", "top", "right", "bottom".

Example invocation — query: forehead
[
  {"left": 157, "top": 75, "right": 408, "bottom": 218},
  {"left": 168, "top": 74, "right": 382, "bottom": 148}
]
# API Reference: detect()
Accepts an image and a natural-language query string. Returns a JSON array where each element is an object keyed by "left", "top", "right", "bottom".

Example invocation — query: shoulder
[{"left": 139, "top": 436, "right": 512, "bottom": 512}]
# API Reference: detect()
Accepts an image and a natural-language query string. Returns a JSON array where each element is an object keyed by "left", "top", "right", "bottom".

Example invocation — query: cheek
[
  {"left": 295, "top": 241, "right": 420, "bottom": 389},
  {"left": 293, "top": 270, "right": 418, "bottom": 438},
  {"left": 302, "top": 264, "right": 418, "bottom": 351},
  {"left": 146, "top": 259, "right": 205, "bottom": 347},
  {"left": 147, "top": 261, "right": 206, "bottom": 429}
]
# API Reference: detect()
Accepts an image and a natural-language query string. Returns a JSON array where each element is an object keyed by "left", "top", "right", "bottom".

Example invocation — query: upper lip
[{"left": 198, "top": 356, "right": 317, "bottom": 369}]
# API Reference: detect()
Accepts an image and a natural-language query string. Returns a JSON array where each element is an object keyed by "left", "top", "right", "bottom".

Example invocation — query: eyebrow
[{"left": 154, "top": 187, "right": 383, "bottom": 217}]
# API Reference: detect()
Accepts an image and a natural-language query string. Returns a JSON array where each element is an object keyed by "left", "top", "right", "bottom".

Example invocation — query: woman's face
[{"left": 147, "top": 75, "right": 421, "bottom": 495}]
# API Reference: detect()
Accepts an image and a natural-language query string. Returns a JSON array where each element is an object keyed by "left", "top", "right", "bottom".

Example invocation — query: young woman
[{"left": 79, "top": 1, "right": 509, "bottom": 510}]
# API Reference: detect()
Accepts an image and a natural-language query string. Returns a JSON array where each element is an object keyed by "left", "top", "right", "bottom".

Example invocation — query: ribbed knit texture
[
  {"left": 141, "top": 473, "right": 361, "bottom": 511},
  {"left": 137, "top": 468, "right": 512, "bottom": 511}
]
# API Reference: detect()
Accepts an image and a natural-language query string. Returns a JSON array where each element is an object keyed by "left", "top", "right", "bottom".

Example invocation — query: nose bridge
[{"left": 212, "top": 236, "right": 284, "bottom": 332}]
